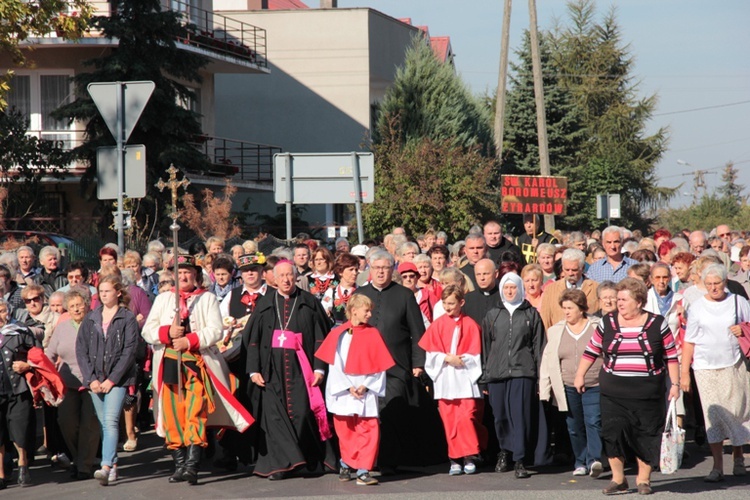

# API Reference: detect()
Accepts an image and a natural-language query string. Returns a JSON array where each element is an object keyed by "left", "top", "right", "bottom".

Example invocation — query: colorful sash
[
  {"left": 164, "top": 348, "right": 216, "bottom": 414},
  {"left": 272, "top": 329, "right": 332, "bottom": 441}
]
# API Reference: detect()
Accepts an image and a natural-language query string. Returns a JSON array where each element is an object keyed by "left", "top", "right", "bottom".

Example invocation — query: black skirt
[{"left": 600, "top": 393, "right": 665, "bottom": 467}]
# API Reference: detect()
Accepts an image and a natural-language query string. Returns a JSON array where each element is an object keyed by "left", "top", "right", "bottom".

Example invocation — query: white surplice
[
  {"left": 424, "top": 321, "right": 482, "bottom": 400},
  {"left": 324, "top": 332, "right": 386, "bottom": 417}
]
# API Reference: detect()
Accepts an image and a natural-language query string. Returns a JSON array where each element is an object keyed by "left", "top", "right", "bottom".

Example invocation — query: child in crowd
[
  {"left": 315, "top": 295, "right": 394, "bottom": 485},
  {"left": 419, "top": 285, "right": 487, "bottom": 475}
]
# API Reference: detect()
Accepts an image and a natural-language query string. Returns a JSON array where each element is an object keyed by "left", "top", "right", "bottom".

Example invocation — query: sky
[{"left": 337, "top": 0, "right": 750, "bottom": 208}]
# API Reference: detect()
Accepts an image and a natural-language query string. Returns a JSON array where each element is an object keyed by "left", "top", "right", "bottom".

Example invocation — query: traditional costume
[
  {"left": 419, "top": 313, "right": 487, "bottom": 471},
  {"left": 244, "top": 287, "right": 336, "bottom": 477},
  {"left": 315, "top": 321, "right": 394, "bottom": 477},
  {"left": 142, "top": 282, "right": 254, "bottom": 484}
]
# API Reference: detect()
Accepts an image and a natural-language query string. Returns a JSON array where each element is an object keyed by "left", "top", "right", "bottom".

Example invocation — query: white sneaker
[
  {"left": 449, "top": 463, "right": 463, "bottom": 475},
  {"left": 109, "top": 467, "right": 118, "bottom": 483},
  {"left": 573, "top": 466, "right": 588, "bottom": 476},
  {"left": 464, "top": 462, "right": 477, "bottom": 475},
  {"left": 94, "top": 468, "right": 110, "bottom": 486},
  {"left": 589, "top": 460, "right": 603, "bottom": 478}
]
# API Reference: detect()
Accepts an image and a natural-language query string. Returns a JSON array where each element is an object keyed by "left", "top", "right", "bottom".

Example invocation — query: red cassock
[
  {"left": 316, "top": 322, "right": 394, "bottom": 470},
  {"left": 418, "top": 314, "right": 487, "bottom": 459}
]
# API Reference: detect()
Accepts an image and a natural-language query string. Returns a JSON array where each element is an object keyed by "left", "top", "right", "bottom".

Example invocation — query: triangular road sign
[{"left": 88, "top": 81, "right": 155, "bottom": 143}]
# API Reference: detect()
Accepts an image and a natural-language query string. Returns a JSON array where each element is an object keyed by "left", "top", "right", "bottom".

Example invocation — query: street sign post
[
  {"left": 596, "top": 193, "right": 621, "bottom": 226},
  {"left": 97, "top": 145, "right": 147, "bottom": 199},
  {"left": 273, "top": 152, "right": 374, "bottom": 242},
  {"left": 88, "top": 81, "right": 155, "bottom": 253}
]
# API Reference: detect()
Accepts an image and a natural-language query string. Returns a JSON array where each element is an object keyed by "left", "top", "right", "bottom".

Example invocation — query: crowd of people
[{"left": 0, "top": 220, "right": 749, "bottom": 495}]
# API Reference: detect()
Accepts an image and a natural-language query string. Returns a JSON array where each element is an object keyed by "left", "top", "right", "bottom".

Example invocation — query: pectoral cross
[{"left": 277, "top": 331, "right": 287, "bottom": 346}]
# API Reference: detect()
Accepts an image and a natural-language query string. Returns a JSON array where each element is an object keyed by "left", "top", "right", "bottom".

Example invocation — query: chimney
[{"left": 320, "top": 0, "right": 337, "bottom": 7}]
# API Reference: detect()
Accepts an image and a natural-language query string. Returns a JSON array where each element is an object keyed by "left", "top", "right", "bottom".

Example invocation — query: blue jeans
[
  {"left": 564, "top": 385, "right": 602, "bottom": 469},
  {"left": 90, "top": 386, "right": 126, "bottom": 468}
]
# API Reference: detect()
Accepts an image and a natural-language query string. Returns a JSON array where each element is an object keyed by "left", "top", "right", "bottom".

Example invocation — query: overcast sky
[{"left": 338, "top": 0, "right": 750, "bottom": 208}]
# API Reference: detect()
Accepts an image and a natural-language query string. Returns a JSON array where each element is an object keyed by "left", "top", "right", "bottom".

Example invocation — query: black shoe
[
  {"left": 495, "top": 451, "right": 511, "bottom": 473},
  {"left": 169, "top": 447, "right": 188, "bottom": 483},
  {"left": 268, "top": 471, "right": 286, "bottom": 481},
  {"left": 18, "top": 465, "right": 31, "bottom": 487},
  {"left": 356, "top": 472, "right": 379, "bottom": 485},
  {"left": 0, "top": 478, "right": 6, "bottom": 490},
  {"left": 339, "top": 466, "right": 352, "bottom": 482},
  {"left": 514, "top": 461, "right": 530, "bottom": 479},
  {"left": 69, "top": 464, "right": 79, "bottom": 479},
  {"left": 181, "top": 445, "right": 201, "bottom": 485},
  {"left": 213, "top": 455, "right": 238, "bottom": 472}
]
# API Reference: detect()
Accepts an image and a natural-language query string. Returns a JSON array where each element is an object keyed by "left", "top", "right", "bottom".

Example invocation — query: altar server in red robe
[
  {"left": 418, "top": 285, "right": 487, "bottom": 475},
  {"left": 315, "top": 294, "right": 394, "bottom": 486}
]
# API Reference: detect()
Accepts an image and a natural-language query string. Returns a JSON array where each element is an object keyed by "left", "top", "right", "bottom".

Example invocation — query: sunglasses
[{"left": 23, "top": 295, "right": 43, "bottom": 304}]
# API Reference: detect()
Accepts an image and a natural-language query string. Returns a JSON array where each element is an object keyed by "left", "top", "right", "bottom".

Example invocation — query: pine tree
[
  {"left": 502, "top": 0, "right": 673, "bottom": 231},
  {"left": 367, "top": 36, "right": 496, "bottom": 238},
  {"left": 53, "top": 0, "right": 210, "bottom": 234},
  {"left": 374, "top": 36, "right": 494, "bottom": 155},
  {"left": 718, "top": 161, "right": 745, "bottom": 206}
]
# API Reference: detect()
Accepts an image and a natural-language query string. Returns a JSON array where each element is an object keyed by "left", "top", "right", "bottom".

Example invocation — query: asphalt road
[{"left": 5, "top": 430, "right": 750, "bottom": 499}]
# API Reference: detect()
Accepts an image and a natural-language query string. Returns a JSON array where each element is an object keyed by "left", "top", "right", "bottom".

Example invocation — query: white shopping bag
[{"left": 659, "top": 398, "right": 685, "bottom": 474}]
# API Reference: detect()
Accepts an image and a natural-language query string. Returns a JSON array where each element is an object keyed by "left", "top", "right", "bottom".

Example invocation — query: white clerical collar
[{"left": 372, "top": 281, "right": 391, "bottom": 292}]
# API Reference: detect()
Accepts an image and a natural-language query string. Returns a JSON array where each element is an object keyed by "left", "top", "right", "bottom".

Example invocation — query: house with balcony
[
  {"left": 0, "top": 0, "right": 275, "bottom": 241},
  {"left": 212, "top": 0, "right": 455, "bottom": 231}
]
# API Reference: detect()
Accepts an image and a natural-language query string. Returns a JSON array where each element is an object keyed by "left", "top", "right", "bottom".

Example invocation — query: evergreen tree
[
  {"left": 53, "top": 0, "right": 210, "bottom": 233},
  {"left": 502, "top": 0, "right": 673, "bottom": 231},
  {"left": 718, "top": 161, "right": 745, "bottom": 206},
  {"left": 374, "top": 36, "right": 494, "bottom": 155},
  {"left": 367, "top": 35, "right": 497, "bottom": 238}
]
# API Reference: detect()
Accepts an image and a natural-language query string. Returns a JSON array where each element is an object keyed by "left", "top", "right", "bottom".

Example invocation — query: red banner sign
[{"left": 500, "top": 175, "right": 568, "bottom": 215}]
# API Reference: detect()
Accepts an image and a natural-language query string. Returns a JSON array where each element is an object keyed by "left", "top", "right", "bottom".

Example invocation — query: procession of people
[{"left": 0, "top": 221, "right": 749, "bottom": 495}]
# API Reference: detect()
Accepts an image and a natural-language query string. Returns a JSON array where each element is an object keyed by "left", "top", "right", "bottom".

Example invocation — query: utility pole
[
  {"left": 493, "top": 0, "right": 513, "bottom": 161},
  {"left": 528, "top": 0, "right": 554, "bottom": 232}
]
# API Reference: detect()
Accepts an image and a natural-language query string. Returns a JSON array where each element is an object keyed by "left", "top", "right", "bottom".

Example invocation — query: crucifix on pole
[{"left": 155, "top": 164, "right": 190, "bottom": 399}]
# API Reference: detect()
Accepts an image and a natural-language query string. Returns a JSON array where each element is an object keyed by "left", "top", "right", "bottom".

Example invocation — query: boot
[
  {"left": 181, "top": 445, "right": 202, "bottom": 485},
  {"left": 168, "top": 447, "right": 187, "bottom": 483}
]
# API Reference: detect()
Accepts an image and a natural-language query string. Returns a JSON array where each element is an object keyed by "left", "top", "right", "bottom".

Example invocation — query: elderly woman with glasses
[{"left": 19, "top": 284, "right": 59, "bottom": 348}]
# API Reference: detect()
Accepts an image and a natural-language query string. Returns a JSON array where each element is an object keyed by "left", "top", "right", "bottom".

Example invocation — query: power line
[{"left": 654, "top": 99, "right": 750, "bottom": 116}]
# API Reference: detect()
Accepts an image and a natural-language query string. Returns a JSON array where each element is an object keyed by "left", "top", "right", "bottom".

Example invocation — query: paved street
[{"left": 6, "top": 430, "right": 750, "bottom": 499}]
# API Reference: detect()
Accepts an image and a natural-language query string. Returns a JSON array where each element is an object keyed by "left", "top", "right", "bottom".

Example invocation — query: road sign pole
[
  {"left": 351, "top": 152, "right": 364, "bottom": 244},
  {"left": 284, "top": 154, "right": 293, "bottom": 241},
  {"left": 116, "top": 81, "right": 125, "bottom": 254}
]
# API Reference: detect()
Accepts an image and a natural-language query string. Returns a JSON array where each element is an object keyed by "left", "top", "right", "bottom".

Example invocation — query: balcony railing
[
  {"left": 169, "top": 0, "right": 267, "bottom": 68},
  {"left": 190, "top": 135, "right": 281, "bottom": 183}
]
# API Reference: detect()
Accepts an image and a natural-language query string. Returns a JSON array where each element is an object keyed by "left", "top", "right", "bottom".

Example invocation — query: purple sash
[{"left": 272, "top": 329, "right": 332, "bottom": 441}]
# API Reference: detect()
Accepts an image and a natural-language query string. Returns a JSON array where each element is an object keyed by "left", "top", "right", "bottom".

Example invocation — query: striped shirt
[{"left": 583, "top": 315, "right": 678, "bottom": 377}]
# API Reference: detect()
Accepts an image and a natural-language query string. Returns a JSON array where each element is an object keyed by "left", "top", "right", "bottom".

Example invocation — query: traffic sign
[
  {"left": 88, "top": 81, "right": 155, "bottom": 142},
  {"left": 97, "top": 145, "right": 147, "bottom": 199}
]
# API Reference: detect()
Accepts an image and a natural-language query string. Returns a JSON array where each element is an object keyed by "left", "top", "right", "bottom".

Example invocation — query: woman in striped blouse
[{"left": 574, "top": 278, "right": 680, "bottom": 496}]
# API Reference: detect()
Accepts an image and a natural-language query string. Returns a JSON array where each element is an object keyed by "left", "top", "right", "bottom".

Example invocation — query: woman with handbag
[
  {"left": 681, "top": 263, "right": 750, "bottom": 483},
  {"left": 575, "top": 278, "right": 680, "bottom": 495}
]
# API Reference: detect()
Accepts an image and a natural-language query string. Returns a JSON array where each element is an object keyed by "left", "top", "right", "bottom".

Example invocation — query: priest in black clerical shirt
[
  {"left": 463, "top": 258, "right": 501, "bottom": 325},
  {"left": 355, "top": 250, "right": 446, "bottom": 470}
]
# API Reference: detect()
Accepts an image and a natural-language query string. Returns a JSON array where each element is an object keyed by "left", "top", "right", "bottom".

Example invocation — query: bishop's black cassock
[{"left": 244, "top": 287, "right": 336, "bottom": 476}]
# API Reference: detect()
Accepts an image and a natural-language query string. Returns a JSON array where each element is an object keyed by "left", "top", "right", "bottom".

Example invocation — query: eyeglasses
[
  {"left": 23, "top": 295, "right": 42, "bottom": 304},
  {"left": 159, "top": 280, "right": 175, "bottom": 287},
  {"left": 719, "top": 232, "right": 731, "bottom": 238},
  {"left": 401, "top": 273, "right": 418, "bottom": 280},
  {"left": 370, "top": 266, "right": 391, "bottom": 271}
]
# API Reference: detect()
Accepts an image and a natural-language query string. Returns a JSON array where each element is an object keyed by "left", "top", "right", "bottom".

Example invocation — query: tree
[
  {"left": 182, "top": 180, "right": 242, "bottom": 241},
  {"left": 368, "top": 36, "right": 497, "bottom": 239},
  {"left": 0, "top": 0, "right": 93, "bottom": 109},
  {"left": 718, "top": 161, "right": 745, "bottom": 206},
  {"left": 502, "top": 0, "right": 672, "bottom": 231},
  {"left": 374, "top": 36, "right": 494, "bottom": 155},
  {"left": 53, "top": 0, "right": 210, "bottom": 233},
  {"left": 364, "top": 119, "right": 496, "bottom": 241},
  {"left": 0, "top": 110, "right": 69, "bottom": 227}
]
